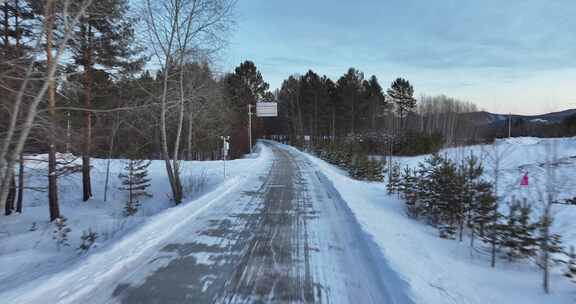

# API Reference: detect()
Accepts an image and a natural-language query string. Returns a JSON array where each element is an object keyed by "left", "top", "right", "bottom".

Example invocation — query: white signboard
[
  {"left": 223, "top": 142, "right": 230, "bottom": 157},
  {"left": 256, "top": 102, "right": 278, "bottom": 117}
]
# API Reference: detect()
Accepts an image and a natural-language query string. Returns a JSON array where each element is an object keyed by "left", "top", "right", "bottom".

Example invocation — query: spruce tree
[
  {"left": 368, "top": 158, "right": 385, "bottom": 182},
  {"left": 435, "top": 157, "right": 462, "bottom": 238},
  {"left": 416, "top": 154, "right": 443, "bottom": 221},
  {"left": 501, "top": 200, "right": 537, "bottom": 261},
  {"left": 476, "top": 193, "right": 503, "bottom": 268},
  {"left": 515, "top": 201, "right": 538, "bottom": 259},
  {"left": 118, "top": 158, "right": 151, "bottom": 217},
  {"left": 500, "top": 201, "right": 521, "bottom": 261},
  {"left": 349, "top": 153, "right": 368, "bottom": 179},
  {"left": 424, "top": 156, "right": 459, "bottom": 233},
  {"left": 459, "top": 155, "right": 484, "bottom": 241},
  {"left": 536, "top": 206, "right": 563, "bottom": 283},
  {"left": 470, "top": 181, "right": 497, "bottom": 247},
  {"left": 400, "top": 166, "right": 419, "bottom": 217},
  {"left": 386, "top": 162, "right": 401, "bottom": 195}
]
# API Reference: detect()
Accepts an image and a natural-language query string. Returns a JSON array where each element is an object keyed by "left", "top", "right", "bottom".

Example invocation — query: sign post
[
  {"left": 256, "top": 102, "right": 278, "bottom": 117},
  {"left": 248, "top": 102, "right": 278, "bottom": 153},
  {"left": 248, "top": 105, "right": 254, "bottom": 153},
  {"left": 221, "top": 136, "right": 230, "bottom": 179}
]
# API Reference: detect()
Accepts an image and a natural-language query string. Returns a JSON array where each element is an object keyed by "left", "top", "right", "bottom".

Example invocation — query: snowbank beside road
[
  {"left": 290, "top": 138, "right": 575, "bottom": 304},
  {"left": 0, "top": 143, "right": 272, "bottom": 302}
]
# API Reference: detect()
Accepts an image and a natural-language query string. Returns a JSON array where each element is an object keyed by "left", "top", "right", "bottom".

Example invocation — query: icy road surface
[
  {"left": 113, "top": 142, "right": 412, "bottom": 303},
  {"left": 11, "top": 141, "right": 413, "bottom": 304}
]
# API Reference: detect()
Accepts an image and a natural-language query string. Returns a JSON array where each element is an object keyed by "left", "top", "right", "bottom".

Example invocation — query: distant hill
[{"left": 465, "top": 108, "right": 576, "bottom": 127}]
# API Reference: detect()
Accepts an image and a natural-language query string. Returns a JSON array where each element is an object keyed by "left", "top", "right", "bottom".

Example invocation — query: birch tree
[{"left": 142, "top": 0, "right": 234, "bottom": 204}]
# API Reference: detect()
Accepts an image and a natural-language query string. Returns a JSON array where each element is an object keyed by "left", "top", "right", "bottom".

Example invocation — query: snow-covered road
[
  {"left": 108, "top": 141, "right": 412, "bottom": 303},
  {"left": 51, "top": 141, "right": 407, "bottom": 303}
]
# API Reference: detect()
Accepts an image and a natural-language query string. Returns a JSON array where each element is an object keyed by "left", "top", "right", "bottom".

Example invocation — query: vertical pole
[
  {"left": 508, "top": 112, "right": 512, "bottom": 138},
  {"left": 248, "top": 104, "right": 253, "bottom": 153},
  {"left": 221, "top": 136, "right": 229, "bottom": 180},
  {"left": 222, "top": 136, "right": 226, "bottom": 180}
]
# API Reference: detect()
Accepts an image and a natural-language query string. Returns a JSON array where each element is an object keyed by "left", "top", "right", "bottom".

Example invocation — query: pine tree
[
  {"left": 67, "top": 0, "right": 144, "bottom": 202},
  {"left": 225, "top": 60, "right": 270, "bottom": 153},
  {"left": 386, "top": 78, "right": 416, "bottom": 129},
  {"left": 386, "top": 162, "right": 401, "bottom": 194},
  {"left": 1, "top": 0, "right": 36, "bottom": 55},
  {"left": 363, "top": 75, "right": 387, "bottom": 132},
  {"left": 118, "top": 159, "right": 151, "bottom": 216},
  {"left": 336, "top": 68, "right": 364, "bottom": 135}
]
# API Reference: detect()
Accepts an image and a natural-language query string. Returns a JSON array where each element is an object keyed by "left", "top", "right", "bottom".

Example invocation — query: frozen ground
[
  {"left": 294, "top": 137, "right": 576, "bottom": 304},
  {"left": 1, "top": 138, "right": 574, "bottom": 304}
]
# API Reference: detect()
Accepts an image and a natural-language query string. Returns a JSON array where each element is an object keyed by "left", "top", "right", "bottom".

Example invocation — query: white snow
[
  {"left": 0, "top": 143, "right": 272, "bottom": 303},
  {"left": 291, "top": 137, "right": 576, "bottom": 304},
  {"left": 2, "top": 138, "right": 575, "bottom": 303}
]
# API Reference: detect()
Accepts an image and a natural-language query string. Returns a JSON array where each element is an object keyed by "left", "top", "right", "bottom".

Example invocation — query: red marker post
[{"left": 520, "top": 172, "right": 529, "bottom": 186}]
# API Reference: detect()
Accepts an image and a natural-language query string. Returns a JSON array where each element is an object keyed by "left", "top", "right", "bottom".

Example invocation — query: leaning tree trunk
[
  {"left": 170, "top": 63, "right": 187, "bottom": 204},
  {"left": 158, "top": 58, "right": 180, "bottom": 205},
  {"left": 16, "top": 153, "right": 23, "bottom": 213},
  {"left": 4, "top": 175, "right": 15, "bottom": 215}
]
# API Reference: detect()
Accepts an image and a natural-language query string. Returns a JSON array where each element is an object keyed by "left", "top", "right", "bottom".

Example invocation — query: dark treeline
[
  {"left": 266, "top": 68, "right": 481, "bottom": 157},
  {"left": 485, "top": 113, "right": 576, "bottom": 139}
]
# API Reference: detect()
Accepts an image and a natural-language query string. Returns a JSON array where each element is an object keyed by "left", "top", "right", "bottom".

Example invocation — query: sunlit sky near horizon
[{"left": 222, "top": 0, "right": 576, "bottom": 115}]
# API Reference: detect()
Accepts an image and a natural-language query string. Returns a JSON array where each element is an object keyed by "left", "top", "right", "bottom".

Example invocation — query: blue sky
[{"left": 222, "top": 0, "right": 576, "bottom": 115}]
